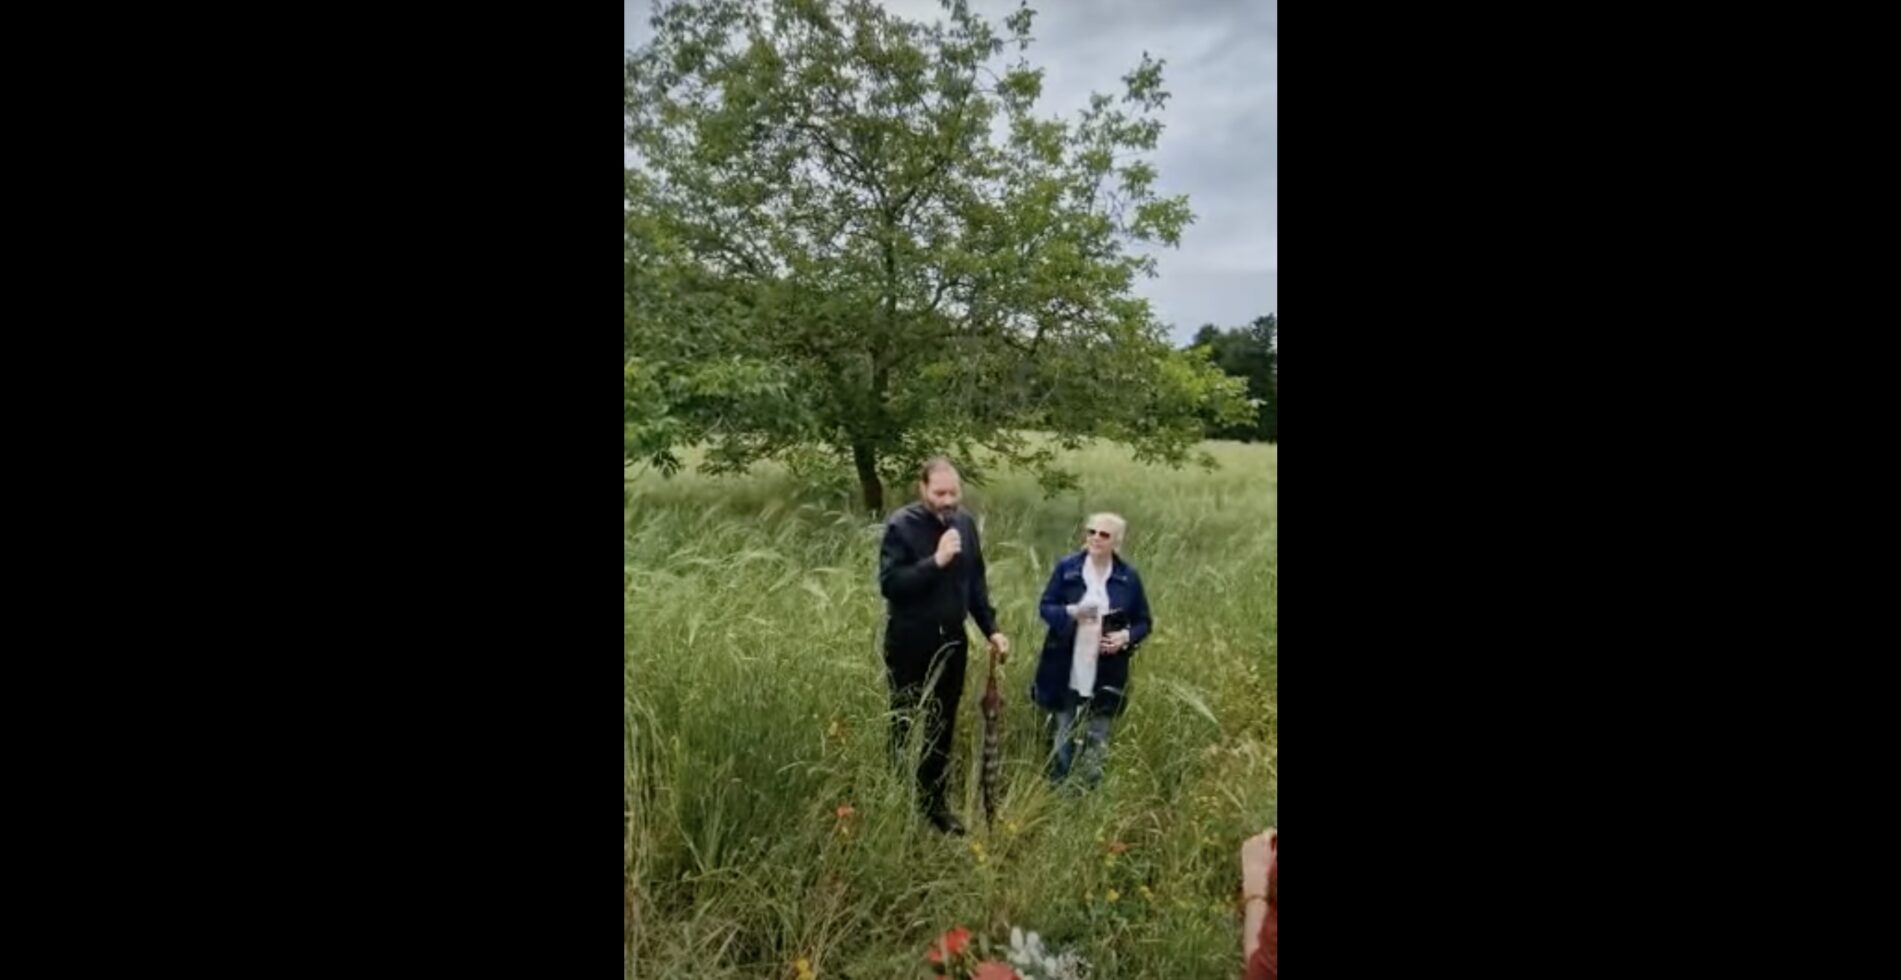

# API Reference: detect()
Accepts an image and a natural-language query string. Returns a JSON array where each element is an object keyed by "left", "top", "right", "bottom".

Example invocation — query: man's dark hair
[{"left": 917, "top": 455, "right": 959, "bottom": 484}]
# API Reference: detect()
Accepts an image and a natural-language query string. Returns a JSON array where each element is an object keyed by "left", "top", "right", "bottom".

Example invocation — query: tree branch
[
  {"left": 790, "top": 120, "right": 879, "bottom": 195},
  {"left": 923, "top": 272, "right": 959, "bottom": 316}
]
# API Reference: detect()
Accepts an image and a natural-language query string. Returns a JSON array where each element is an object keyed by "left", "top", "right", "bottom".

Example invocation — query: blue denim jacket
[{"left": 1029, "top": 551, "right": 1153, "bottom": 717}]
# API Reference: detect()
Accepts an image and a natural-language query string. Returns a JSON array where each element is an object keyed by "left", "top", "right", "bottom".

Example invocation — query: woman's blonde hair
[{"left": 1088, "top": 512, "right": 1128, "bottom": 545}]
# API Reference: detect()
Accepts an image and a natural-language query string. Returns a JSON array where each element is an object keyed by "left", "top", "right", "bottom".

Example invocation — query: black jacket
[{"left": 878, "top": 502, "right": 999, "bottom": 638}]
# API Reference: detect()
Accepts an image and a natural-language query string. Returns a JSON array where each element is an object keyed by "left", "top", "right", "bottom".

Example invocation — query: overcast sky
[{"left": 626, "top": 0, "right": 1276, "bottom": 341}]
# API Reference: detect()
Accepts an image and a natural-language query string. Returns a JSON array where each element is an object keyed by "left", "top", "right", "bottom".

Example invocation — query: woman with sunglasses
[{"left": 1029, "top": 513, "right": 1154, "bottom": 789}]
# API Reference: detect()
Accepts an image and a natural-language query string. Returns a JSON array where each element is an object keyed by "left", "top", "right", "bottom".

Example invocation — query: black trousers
[{"left": 884, "top": 619, "right": 968, "bottom": 814}]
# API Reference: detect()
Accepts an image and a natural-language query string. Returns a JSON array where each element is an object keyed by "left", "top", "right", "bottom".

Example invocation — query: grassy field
[{"left": 625, "top": 441, "right": 1276, "bottom": 978}]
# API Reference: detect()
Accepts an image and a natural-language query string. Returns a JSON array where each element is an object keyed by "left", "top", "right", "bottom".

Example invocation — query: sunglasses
[{"left": 1084, "top": 528, "right": 1114, "bottom": 540}]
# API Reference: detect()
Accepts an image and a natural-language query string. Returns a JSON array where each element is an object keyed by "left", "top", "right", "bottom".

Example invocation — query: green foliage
[
  {"left": 626, "top": 0, "right": 1250, "bottom": 510},
  {"left": 1189, "top": 314, "right": 1276, "bottom": 443}
]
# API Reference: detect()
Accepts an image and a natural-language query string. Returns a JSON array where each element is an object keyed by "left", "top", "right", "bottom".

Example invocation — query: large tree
[{"left": 625, "top": 0, "right": 1250, "bottom": 512}]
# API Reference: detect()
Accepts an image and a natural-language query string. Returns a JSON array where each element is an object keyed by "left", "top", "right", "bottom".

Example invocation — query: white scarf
[{"left": 1069, "top": 556, "right": 1112, "bottom": 697}]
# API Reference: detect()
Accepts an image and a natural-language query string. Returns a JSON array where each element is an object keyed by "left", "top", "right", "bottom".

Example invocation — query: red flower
[
  {"left": 835, "top": 804, "right": 855, "bottom": 820},
  {"left": 924, "top": 925, "right": 972, "bottom": 964},
  {"left": 971, "top": 961, "right": 1020, "bottom": 980},
  {"left": 1107, "top": 839, "right": 1130, "bottom": 855}
]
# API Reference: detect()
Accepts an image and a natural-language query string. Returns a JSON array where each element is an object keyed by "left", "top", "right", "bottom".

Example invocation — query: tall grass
[{"left": 626, "top": 441, "right": 1276, "bottom": 978}]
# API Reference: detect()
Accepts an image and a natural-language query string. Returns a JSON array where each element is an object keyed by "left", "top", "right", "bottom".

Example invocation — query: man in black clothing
[{"left": 878, "top": 456, "right": 1010, "bottom": 835}]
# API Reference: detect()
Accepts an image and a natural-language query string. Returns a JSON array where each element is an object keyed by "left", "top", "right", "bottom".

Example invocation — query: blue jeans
[{"left": 1050, "top": 698, "right": 1114, "bottom": 788}]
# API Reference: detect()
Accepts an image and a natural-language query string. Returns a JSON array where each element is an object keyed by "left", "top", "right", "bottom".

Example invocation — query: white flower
[{"left": 1001, "top": 923, "right": 1089, "bottom": 980}]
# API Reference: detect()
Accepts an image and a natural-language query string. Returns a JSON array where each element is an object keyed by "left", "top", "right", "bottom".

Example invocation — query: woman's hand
[
  {"left": 1098, "top": 630, "right": 1130, "bottom": 655},
  {"left": 1240, "top": 829, "right": 1276, "bottom": 900}
]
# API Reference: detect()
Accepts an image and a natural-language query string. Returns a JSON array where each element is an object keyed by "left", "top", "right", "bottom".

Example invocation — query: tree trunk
[{"left": 853, "top": 442, "right": 884, "bottom": 515}]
